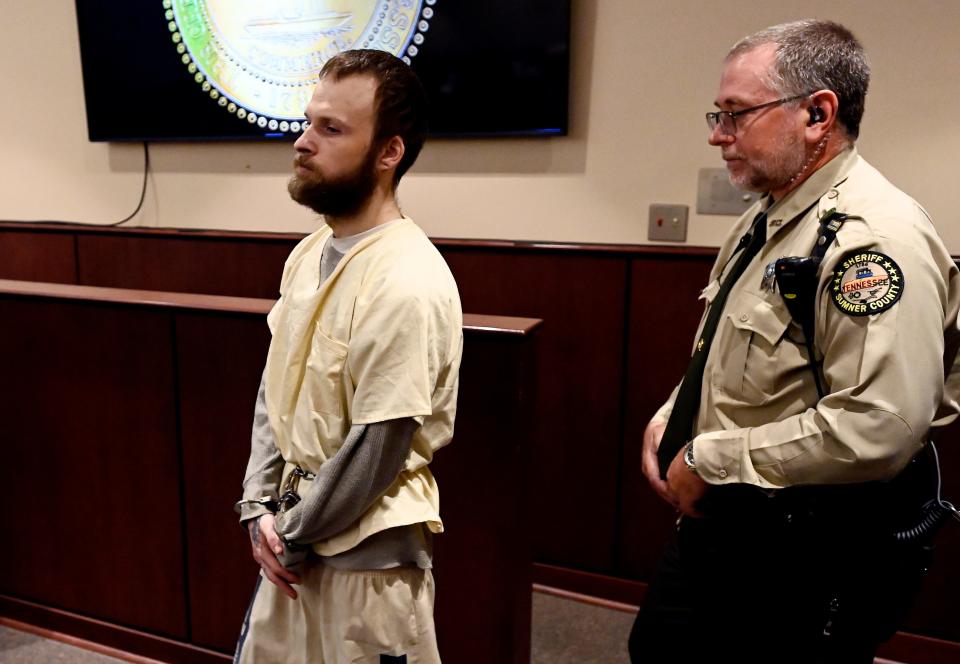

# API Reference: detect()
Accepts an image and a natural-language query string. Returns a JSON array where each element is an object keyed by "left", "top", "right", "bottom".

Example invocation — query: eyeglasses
[{"left": 706, "top": 93, "right": 810, "bottom": 134}]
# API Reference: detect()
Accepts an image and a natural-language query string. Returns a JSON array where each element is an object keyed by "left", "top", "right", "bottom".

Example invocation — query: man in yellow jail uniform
[
  {"left": 233, "top": 50, "right": 462, "bottom": 664},
  {"left": 630, "top": 20, "right": 960, "bottom": 664}
]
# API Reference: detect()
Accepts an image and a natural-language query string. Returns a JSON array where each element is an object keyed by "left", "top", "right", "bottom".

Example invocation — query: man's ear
[
  {"left": 804, "top": 89, "right": 839, "bottom": 142},
  {"left": 377, "top": 135, "right": 405, "bottom": 174}
]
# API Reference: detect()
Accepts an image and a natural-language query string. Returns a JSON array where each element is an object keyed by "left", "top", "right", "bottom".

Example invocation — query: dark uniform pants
[{"left": 628, "top": 481, "right": 933, "bottom": 664}]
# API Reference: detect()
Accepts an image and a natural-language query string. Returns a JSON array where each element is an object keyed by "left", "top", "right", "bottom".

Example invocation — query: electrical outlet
[{"left": 648, "top": 204, "right": 688, "bottom": 242}]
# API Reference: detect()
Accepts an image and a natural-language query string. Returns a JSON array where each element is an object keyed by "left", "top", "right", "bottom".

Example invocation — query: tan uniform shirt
[{"left": 658, "top": 148, "right": 960, "bottom": 489}]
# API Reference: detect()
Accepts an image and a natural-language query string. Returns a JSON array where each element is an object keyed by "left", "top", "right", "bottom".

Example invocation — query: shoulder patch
[{"left": 830, "top": 251, "right": 904, "bottom": 316}]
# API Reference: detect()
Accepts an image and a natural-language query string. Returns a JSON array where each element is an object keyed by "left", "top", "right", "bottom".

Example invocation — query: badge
[
  {"left": 165, "top": 0, "right": 435, "bottom": 134},
  {"left": 761, "top": 260, "right": 778, "bottom": 292},
  {"left": 830, "top": 251, "right": 904, "bottom": 316}
]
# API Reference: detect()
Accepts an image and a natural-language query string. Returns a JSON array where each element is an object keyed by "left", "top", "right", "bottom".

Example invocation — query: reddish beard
[{"left": 288, "top": 147, "right": 379, "bottom": 218}]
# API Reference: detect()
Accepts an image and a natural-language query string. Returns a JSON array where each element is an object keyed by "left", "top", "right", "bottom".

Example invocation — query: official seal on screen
[{"left": 164, "top": 0, "right": 435, "bottom": 134}]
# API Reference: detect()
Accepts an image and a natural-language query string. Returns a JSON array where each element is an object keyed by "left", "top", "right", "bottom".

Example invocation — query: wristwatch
[{"left": 683, "top": 442, "right": 698, "bottom": 475}]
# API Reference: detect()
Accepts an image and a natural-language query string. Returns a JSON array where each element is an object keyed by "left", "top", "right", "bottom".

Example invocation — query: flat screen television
[{"left": 74, "top": 0, "right": 571, "bottom": 142}]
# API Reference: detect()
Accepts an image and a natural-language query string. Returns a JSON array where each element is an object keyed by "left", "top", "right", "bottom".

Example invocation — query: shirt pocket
[
  {"left": 304, "top": 324, "right": 349, "bottom": 416},
  {"left": 714, "top": 291, "right": 792, "bottom": 403}
]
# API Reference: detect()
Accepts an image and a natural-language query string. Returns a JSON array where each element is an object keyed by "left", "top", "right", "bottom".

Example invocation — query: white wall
[{"left": 2, "top": 1, "right": 958, "bottom": 250}]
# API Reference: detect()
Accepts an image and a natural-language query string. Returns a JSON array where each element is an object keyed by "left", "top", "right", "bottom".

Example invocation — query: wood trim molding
[
  {"left": 0, "top": 595, "right": 230, "bottom": 664},
  {"left": 0, "top": 221, "right": 721, "bottom": 257},
  {"left": 0, "top": 617, "right": 168, "bottom": 664},
  {"left": 432, "top": 237, "right": 720, "bottom": 257},
  {"left": 5, "top": 222, "right": 960, "bottom": 263},
  {"left": 532, "top": 584, "right": 638, "bottom": 614},
  {"left": 0, "top": 220, "right": 304, "bottom": 243},
  {"left": 0, "top": 279, "right": 275, "bottom": 315},
  {"left": 532, "top": 563, "right": 646, "bottom": 607},
  {"left": 463, "top": 314, "right": 542, "bottom": 335},
  {"left": 0, "top": 280, "right": 542, "bottom": 335},
  {"left": 878, "top": 632, "right": 960, "bottom": 664}
]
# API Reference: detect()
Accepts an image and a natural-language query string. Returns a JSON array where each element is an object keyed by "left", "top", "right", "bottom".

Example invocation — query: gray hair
[{"left": 728, "top": 19, "right": 870, "bottom": 140}]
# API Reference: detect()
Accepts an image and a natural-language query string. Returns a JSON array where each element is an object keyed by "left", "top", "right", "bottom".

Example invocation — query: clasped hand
[
  {"left": 640, "top": 417, "right": 708, "bottom": 517},
  {"left": 247, "top": 513, "right": 302, "bottom": 599}
]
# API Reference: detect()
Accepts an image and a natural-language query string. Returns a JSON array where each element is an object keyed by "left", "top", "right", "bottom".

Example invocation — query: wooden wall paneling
[
  {"left": 175, "top": 312, "right": 268, "bottom": 649},
  {"left": 0, "top": 229, "right": 77, "bottom": 283},
  {"left": 431, "top": 327, "right": 538, "bottom": 664},
  {"left": 76, "top": 234, "right": 297, "bottom": 299},
  {"left": 174, "top": 311, "right": 272, "bottom": 652},
  {"left": 618, "top": 255, "right": 714, "bottom": 580},
  {"left": 0, "top": 296, "right": 187, "bottom": 638},
  {"left": 438, "top": 247, "right": 628, "bottom": 573}
]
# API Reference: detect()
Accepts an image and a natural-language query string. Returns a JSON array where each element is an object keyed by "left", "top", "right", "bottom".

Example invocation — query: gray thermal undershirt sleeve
[
  {"left": 274, "top": 418, "right": 418, "bottom": 544},
  {"left": 236, "top": 369, "right": 284, "bottom": 523}
]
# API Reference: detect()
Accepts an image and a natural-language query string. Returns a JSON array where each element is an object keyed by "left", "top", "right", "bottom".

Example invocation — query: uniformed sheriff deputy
[
  {"left": 233, "top": 50, "right": 462, "bottom": 663},
  {"left": 630, "top": 20, "right": 960, "bottom": 664}
]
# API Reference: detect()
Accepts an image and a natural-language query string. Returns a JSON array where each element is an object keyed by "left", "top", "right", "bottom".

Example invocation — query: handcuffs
[{"left": 234, "top": 464, "right": 316, "bottom": 515}]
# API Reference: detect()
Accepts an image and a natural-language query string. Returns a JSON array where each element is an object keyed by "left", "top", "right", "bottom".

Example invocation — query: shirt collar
[
  {"left": 762, "top": 146, "right": 859, "bottom": 237},
  {"left": 328, "top": 217, "right": 407, "bottom": 253}
]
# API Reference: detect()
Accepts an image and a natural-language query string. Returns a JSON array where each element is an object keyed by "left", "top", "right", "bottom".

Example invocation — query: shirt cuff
[
  {"left": 694, "top": 429, "right": 784, "bottom": 488},
  {"left": 691, "top": 431, "right": 742, "bottom": 485},
  {"left": 235, "top": 496, "right": 278, "bottom": 524}
]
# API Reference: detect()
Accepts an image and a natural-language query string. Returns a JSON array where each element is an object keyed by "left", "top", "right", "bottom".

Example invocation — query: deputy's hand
[
  {"left": 665, "top": 450, "right": 707, "bottom": 517},
  {"left": 248, "top": 513, "right": 301, "bottom": 599},
  {"left": 641, "top": 417, "right": 678, "bottom": 508}
]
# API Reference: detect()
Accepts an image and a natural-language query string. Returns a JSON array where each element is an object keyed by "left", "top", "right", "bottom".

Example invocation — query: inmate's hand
[
  {"left": 665, "top": 450, "right": 707, "bottom": 517},
  {"left": 248, "top": 513, "right": 301, "bottom": 599},
  {"left": 641, "top": 417, "right": 678, "bottom": 508}
]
